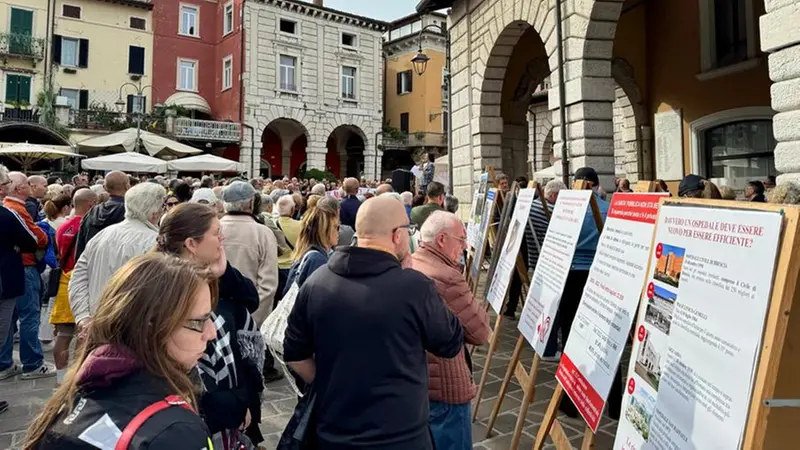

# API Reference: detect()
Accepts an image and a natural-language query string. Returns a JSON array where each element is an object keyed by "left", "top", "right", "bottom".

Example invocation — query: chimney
[{"left": 312, "top": 0, "right": 323, "bottom": 5}]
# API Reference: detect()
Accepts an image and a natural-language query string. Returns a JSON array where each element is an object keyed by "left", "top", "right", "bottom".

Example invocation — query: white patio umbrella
[
  {"left": 533, "top": 165, "right": 557, "bottom": 181},
  {"left": 77, "top": 128, "right": 202, "bottom": 158},
  {"left": 81, "top": 152, "right": 168, "bottom": 173},
  {"left": 168, "top": 154, "right": 244, "bottom": 173},
  {"left": 0, "top": 142, "right": 83, "bottom": 171}
]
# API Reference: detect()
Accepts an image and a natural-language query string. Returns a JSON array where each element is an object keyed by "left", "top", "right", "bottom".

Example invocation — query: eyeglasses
[
  {"left": 0, "top": 181, "right": 10, "bottom": 186},
  {"left": 446, "top": 234, "right": 467, "bottom": 242},
  {"left": 166, "top": 201, "right": 179, "bottom": 207},
  {"left": 393, "top": 223, "right": 417, "bottom": 236},
  {"left": 183, "top": 313, "right": 212, "bottom": 333}
]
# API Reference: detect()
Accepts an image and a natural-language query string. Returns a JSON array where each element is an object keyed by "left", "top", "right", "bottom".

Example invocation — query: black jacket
[
  {"left": 75, "top": 195, "right": 125, "bottom": 260},
  {"left": 284, "top": 246, "right": 464, "bottom": 450},
  {"left": 37, "top": 369, "right": 209, "bottom": 449},
  {"left": 25, "top": 196, "right": 41, "bottom": 221},
  {"left": 0, "top": 204, "right": 38, "bottom": 299}
]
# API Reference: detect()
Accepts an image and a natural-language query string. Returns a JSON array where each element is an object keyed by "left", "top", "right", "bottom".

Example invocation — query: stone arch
[
  {"left": 611, "top": 57, "right": 651, "bottom": 182},
  {"left": 326, "top": 124, "right": 369, "bottom": 179},
  {"left": 322, "top": 114, "right": 379, "bottom": 179},
  {"left": 261, "top": 118, "right": 310, "bottom": 178}
]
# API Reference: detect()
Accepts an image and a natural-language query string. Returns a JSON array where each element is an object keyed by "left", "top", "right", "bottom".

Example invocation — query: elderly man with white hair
[
  {"left": 400, "top": 191, "right": 413, "bottom": 218},
  {"left": 275, "top": 194, "right": 301, "bottom": 299},
  {"left": 68, "top": 182, "right": 166, "bottom": 337},
  {"left": 311, "top": 183, "right": 326, "bottom": 196},
  {"left": 410, "top": 210, "right": 491, "bottom": 448}
]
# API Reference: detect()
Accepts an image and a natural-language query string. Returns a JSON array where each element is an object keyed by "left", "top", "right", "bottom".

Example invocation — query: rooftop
[
  {"left": 259, "top": 0, "right": 388, "bottom": 31},
  {"left": 416, "top": 0, "right": 454, "bottom": 13},
  {"left": 94, "top": 0, "right": 154, "bottom": 10},
  {"left": 388, "top": 10, "right": 447, "bottom": 28}
]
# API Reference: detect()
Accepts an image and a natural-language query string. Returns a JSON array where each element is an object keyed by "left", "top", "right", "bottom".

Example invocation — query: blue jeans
[
  {"left": 0, "top": 267, "right": 44, "bottom": 372},
  {"left": 429, "top": 401, "right": 472, "bottom": 450}
]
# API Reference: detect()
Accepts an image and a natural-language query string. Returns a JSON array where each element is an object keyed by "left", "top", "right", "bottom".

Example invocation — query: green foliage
[
  {"left": 35, "top": 70, "right": 70, "bottom": 138},
  {"left": 303, "top": 168, "right": 336, "bottom": 182}
]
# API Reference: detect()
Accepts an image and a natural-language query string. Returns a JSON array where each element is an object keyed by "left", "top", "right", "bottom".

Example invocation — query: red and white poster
[
  {"left": 518, "top": 190, "right": 592, "bottom": 353},
  {"left": 614, "top": 204, "right": 782, "bottom": 450},
  {"left": 556, "top": 193, "right": 666, "bottom": 431}
]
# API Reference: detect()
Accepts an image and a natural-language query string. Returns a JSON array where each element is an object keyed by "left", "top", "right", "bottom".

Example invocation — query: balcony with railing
[
  {"left": 0, "top": 32, "right": 46, "bottom": 62},
  {"left": 173, "top": 117, "right": 241, "bottom": 143},
  {"left": 69, "top": 109, "right": 166, "bottom": 134},
  {"left": 382, "top": 131, "right": 447, "bottom": 150}
]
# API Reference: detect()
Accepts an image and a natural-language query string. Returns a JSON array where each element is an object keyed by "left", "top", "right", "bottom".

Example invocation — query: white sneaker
[
  {"left": 540, "top": 351, "right": 562, "bottom": 363},
  {"left": 0, "top": 364, "right": 21, "bottom": 381},
  {"left": 21, "top": 362, "right": 57, "bottom": 380}
]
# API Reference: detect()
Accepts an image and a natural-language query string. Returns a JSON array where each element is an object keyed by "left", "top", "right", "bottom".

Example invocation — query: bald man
[
  {"left": 375, "top": 183, "right": 393, "bottom": 196},
  {"left": 284, "top": 196, "right": 463, "bottom": 450},
  {"left": 75, "top": 170, "right": 130, "bottom": 260}
]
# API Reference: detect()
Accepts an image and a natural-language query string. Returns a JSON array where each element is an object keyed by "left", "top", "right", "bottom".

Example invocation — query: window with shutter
[
  {"left": 397, "top": 71, "right": 412, "bottom": 94},
  {"left": 62, "top": 5, "right": 81, "bottom": 19},
  {"left": 79, "top": 90, "right": 89, "bottom": 110},
  {"left": 5, "top": 74, "right": 31, "bottom": 104},
  {"left": 60, "top": 37, "right": 79, "bottom": 67},
  {"left": 78, "top": 39, "right": 89, "bottom": 68},
  {"left": 128, "top": 46, "right": 145, "bottom": 75},
  {"left": 400, "top": 113, "right": 409, "bottom": 134},
  {"left": 130, "top": 17, "right": 146, "bottom": 30},
  {"left": 5, "top": 75, "right": 18, "bottom": 103},
  {"left": 9, "top": 8, "right": 33, "bottom": 56},
  {"left": 52, "top": 35, "right": 62, "bottom": 64}
]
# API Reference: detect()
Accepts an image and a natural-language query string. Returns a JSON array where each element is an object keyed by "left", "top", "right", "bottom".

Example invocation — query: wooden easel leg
[
  {"left": 485, "top": 334, "right": 525, "bottom": 437},
  {"left": 580, "top": 426, "right": 595, "bottom": 450},
  {"left": 472, "top": 312, "right": 504, "bottom": 422},
  {"left": 509, "top": 355, "right": 541, "bottom": 450},
  {"left": 533, "top": 384, "right": 565, "bottom": 450}
]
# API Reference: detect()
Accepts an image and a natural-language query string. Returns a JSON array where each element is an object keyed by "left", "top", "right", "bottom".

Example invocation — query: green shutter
[
  {"left": 18, "top": 76, "right": 30, "bottom": 104},
  {"left": 9, "top": 9, "right": 33, "bottom": 55},
  {"left": 5, "top": 75, "right": 18, "bottom": 103}
]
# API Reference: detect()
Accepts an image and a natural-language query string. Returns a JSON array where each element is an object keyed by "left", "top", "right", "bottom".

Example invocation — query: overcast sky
[{"left": 322, "top": 0, "right": 421, "bottom": 21}]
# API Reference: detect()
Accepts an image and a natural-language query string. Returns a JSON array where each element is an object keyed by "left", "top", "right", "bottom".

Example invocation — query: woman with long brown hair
[
  {"left": 157, "top": 202, "right": 265, "bottom": 448},
  {"left": 24, "top": 253, "right": 217, "bottom": 449}
]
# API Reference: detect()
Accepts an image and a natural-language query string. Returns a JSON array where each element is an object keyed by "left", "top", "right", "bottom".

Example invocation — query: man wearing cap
[
  {"left": 557, "top": 167, "right": 618, "bottom": 418},
  {"left": 219, "top": 181, "right": 282, "bottom": 382}
]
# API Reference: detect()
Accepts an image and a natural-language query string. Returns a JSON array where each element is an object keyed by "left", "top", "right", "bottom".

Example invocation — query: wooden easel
[
  {"left": 634, "top": 180, "right": 657, "bottom": 192},
  {"left": 466, "top": 167, "right": 500, "bottom": 292},
  {"left": 484, "top": 180, "right": 604, "bottom": 449}
]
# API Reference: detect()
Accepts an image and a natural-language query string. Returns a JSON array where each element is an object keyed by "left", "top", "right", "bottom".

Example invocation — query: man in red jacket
[
  {"left": 0, "top": 171, "right": 54, "bottom": 381},
  {"left": 411, "top": 210, "right": 492, "bottom": 449}
]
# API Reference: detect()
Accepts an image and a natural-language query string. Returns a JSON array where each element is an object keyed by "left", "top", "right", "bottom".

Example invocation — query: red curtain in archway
[
  {"left": 289, "top": 134, "right": 307, "bottom": 177},
  {"left": 326, "top": 136, "right": 340, "bottom": 178},
  {"left": 262, "top": 128, "right": 282, "bottom": 176}
]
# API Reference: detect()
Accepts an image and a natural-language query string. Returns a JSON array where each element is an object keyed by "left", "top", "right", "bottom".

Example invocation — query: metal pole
[
  {"left": 446, "top": 33, "right": 453, "bottom": 195},
  {"left": 374, "top": 131, "right": 380, "bottom": 181},
  {"left": 556, "top": 0, "right": 569, "bottom": 186}
]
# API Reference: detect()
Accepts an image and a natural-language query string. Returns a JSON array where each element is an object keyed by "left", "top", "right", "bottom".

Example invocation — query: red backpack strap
[{"left": 114, "top": 395, "right": 195, "bottom": 450}]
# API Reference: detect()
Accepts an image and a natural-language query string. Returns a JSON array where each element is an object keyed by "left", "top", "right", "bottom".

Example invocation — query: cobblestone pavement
[{"left": 0, "top": 316, "right": 621, "bottom": 449}]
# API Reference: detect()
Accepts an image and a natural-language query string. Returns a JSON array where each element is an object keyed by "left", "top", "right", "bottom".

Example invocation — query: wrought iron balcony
[
  {"left": 0, "top": 32, "right": 46, "bottom": 60},
  {"left": 69, "top": 109, "right": 166, "bottom": 133},
  {"left": 173, "top": 117, "right": 241, "bottom": 143},
  {"left": 382, "top": 131, "right": 447, "bottom": 150}
]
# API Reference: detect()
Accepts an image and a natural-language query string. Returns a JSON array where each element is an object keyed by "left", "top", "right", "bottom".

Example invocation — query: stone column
[
  {"left": 363, "top": 143, "right": 380, "bottom": 181},
  {"left": 281, "top": 141, "right": 292, "bottom": 178},
  {"left": 240, "top": 125, "right": 257, "bottom": 177},
  {"left": 306, "top": 145, "right": 327, "bottom": 172},
  {"left": 760, "top": 2, "right": 800, "bottom": 185}
]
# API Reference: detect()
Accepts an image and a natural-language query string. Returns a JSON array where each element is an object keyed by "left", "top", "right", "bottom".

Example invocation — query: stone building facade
[
  {"left": 241, "top": 0, "right": 386, "bottom": 179},
  {"left": 418, "top": 0, "right": 794, "bottom": 213}
]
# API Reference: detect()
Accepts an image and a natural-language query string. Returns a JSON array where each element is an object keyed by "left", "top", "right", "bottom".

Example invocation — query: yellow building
[
  {"left": 382, "top": 11, "right": 448, "bottom": 172},
  {"left": 0, "top": 0, "right": 48, "bottom": 112},
  {"left": 51, "top": 0, "right": 154, "bottom": 144}
]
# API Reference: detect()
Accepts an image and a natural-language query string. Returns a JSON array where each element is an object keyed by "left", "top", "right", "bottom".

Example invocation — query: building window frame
[
  {"left": 689, "top": 106, "right": 775, "bottom": 186},
  {"left": 179, "top": 3, "right": 200, "bottom": 38},
  {"left": 341, "top": 65, "right": 357, "bottom": 101},
  {"left": 278, "top": 18, "right": 298, "bottom": 36},
  {"left": 277, "top": 53, "right": 298, "bottom": 93},
  {"left": 400, "top": 112, "right": 410, "bottom": 134},
  {"left": 4, "top": 72, "right": 32, "bottom": 105},
  {"left": 697, "top": 0, "right": 758, "bottom": 79},
  {"left": 222, "top": 55, "right": 233, "bottom": 91},
  {"left": 223, "top": 1, "right": 234, "bottom": 36},
  {"left": 129, "top": 16, "right": 146, "bottom": 31},
  {"left": 398, "top": 70, "right": 412, "bottom": 95},
  {"left": 61, "top": 4, "right": 81, "bottom": 19},
  {"left": 177, "top": 58, "right": 198, "bottom": 92},
  {"left": 60, "top": 36, "right": 80, "bottom": 67},
  {"left": 341, "top": 32, "right": 357, "bottom": 50}
]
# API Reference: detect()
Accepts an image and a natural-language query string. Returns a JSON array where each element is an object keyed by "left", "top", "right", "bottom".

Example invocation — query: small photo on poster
[
  {"left": 645, "top": 285, "right": 677, "bottom": 335},
  {"left": 634, "top": 327, "right": 663, "bottom": 390},
  {"left": 653, "top": 243, "right": 685, "bottom": 288},
  {"left": 625, "top": 385, "right": 657, "bottom": 440},
  {"left": 504, "top": 219, "right": 522, "bottom": 256}
]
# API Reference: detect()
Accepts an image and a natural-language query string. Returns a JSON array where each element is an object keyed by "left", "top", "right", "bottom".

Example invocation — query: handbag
[
  {"left": 260, "top": 250, "right": 319, "bottom": 396},
  {"left": 277, "top": 385, "right": 317, "bottom": 450},
  {"left": 47, "top": 231, "right": 76, "bottom": 299}
]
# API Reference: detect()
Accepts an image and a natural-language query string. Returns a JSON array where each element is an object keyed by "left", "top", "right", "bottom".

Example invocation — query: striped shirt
[{"left": 523, "top": 198, "right": 553, "bottom": 270}]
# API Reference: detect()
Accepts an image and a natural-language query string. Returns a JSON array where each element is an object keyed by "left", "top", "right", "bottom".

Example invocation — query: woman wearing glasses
[
  {"left": 157, "top": 203, "right": 265, "bottom": 449},
  {"left": 23, "top": 253, "right": 217, "bottom": 449}
]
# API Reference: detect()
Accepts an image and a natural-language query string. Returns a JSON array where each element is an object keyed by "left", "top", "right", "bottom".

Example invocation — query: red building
[{"left": 152, "top": 0, "right": 243, "bottom": 160}]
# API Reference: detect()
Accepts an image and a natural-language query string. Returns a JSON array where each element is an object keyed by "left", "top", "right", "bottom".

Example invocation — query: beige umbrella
[
  {"left": 0, "top": 142, "right": 83, "bottom": 171},
  {"left": 77, "top": 128, "right": 202, "bottom": 158}
]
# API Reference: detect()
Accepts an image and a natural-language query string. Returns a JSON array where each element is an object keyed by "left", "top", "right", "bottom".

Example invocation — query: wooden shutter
[
  {"left": 128, "top": 46, "right": 145, "bottom": 75},
  {"left": 396, "top": 72, "right": 402, "bottom": 95},
  {"left": 9, "top": 8, "right": 32, "bottom": 35},
  {"left": 52, "top": 35, "right": 62, "bottom": 64},
  {"left": 406, "top": 70, "right": 413, "bottom": 93},
  {"left": 5, "top": 75, "right": 18, "bottom": 103},
  {"left": 79, "top": 90, "right": 89, "bottom": 109},
  {"left": 126, "top": 94, "right": 134, "bottom": 114},
  {"left": 400, "top": 113, "right": 409, "bottom": 134},
  {"left": 78, "top": 39, "right": 89, "bottom": 68},
  {"left": 18, "top": 76, "right": 30, "bottom": 103}
]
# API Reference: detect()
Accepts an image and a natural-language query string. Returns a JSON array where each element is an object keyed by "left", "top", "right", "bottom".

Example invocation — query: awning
[
  {"left": 77, "top": 128, "right": 202, "bottom": 158},
  {"left": 81, "top": 152, "right": 168, "bottom": 173},
  {"left": 164, "top": 92, "right": 212, "bottom": 115},
  {"left": 533, "top": 165, "right": 557, "bottom": 180},
  {"left": 168, "top": 154, "right": 244, "bottom": 172}
]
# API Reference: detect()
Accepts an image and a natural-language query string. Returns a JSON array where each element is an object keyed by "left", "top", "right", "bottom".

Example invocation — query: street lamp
[
  {"left": 116, "top": 81, "right": 161, "bottom": 153},
  {"left": 410, "top": 23, "right": 453, "bottom": 195}
]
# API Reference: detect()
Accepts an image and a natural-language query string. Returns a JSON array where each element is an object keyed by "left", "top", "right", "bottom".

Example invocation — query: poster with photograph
[
  {"left": 485, "top": 188, "right": 535, "bottom": 313},
  {"left": 468, "top": 173, "right": 491, "bottom": 250},
  {"left": 556, "top": 193, "right": 666, "bottom": 432},
  {"left": 518, "top": 190, "right": 592, "bottom": 353},
  {"left": 614, "top": 204, "right": 782, "bottom": 450},
  {"left": 469, "top": 189, "right": 497, "bottom": 283}
]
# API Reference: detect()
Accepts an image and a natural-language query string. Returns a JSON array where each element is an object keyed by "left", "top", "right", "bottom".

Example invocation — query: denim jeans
[
  {"left": 429, "top": 401, "right": 472, "bottom": 450},
  {"left": 0, "top": 267, "right": 44, "bottom": 372}
]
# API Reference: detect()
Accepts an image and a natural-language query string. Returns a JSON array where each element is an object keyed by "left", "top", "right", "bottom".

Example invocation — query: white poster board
[
  {"left": 468, "top": 173, "right": 490, "bottom": 250},
  {"left": 556, "top": 193, "right": 667, "bottom": 432},
  {"left": 654, "top": 109, "right": 684, "bottom": 181},
  {"left": 518, "top": 190, "right": 592, "bottom": 353},
  {"left": 485, "top": 188, "right": 535, "bottom": 313},
  {"left": 614, "top": 204, "right": 782, "bottom": 450},
  {"left": 469, "top": 189, "right": 496, "bottom": 282}
]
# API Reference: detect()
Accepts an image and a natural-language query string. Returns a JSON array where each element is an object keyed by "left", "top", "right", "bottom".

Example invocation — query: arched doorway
[
  {"left": 261, "top": 118, "right": 309, "bottom": 178},
  {"left": 326, "top": 125, "right": 367, "bottom": 179}
]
